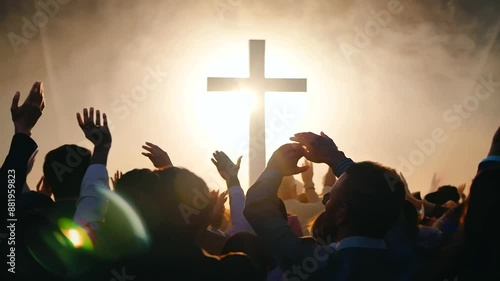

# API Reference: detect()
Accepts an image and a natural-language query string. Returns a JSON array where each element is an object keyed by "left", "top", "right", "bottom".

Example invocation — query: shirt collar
[{"left": 330, "top": 236, "right": 386, "bottom": 251}]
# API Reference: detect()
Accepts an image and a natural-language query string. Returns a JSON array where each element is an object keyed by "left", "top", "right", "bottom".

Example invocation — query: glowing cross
[{"left": 207, "top": 40, "right": 307, "bottom": 185}]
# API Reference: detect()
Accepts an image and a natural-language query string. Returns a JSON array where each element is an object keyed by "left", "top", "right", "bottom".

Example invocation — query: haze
[{"left": 0, "top": 0, "right": 499, "bottom": 195}]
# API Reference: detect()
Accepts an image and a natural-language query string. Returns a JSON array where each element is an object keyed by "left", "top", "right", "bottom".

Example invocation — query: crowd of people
[{"left": 1, "top": 81, "right": 499, "bottom": 281}]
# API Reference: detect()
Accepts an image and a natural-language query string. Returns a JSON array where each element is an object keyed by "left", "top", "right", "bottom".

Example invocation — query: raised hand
[
  {"left": 266, "top": 143, "right": 309, "bottom": 176},
  {"left": 209, "top": 190, "right": 228, "bottom": 229},
  {"left": 110, "top": 170, "right": 123, "bottom": 190},
  {"left": 488, "top": 126, "right": 500, "bottom": 156},
  {"left": 76, "top": 107, "right": 111, "bottom": 148},
  {"left": 141, "top": 142, "right": 173, "bottom": 170},
  {"left": 457, "top": 183, "right": 466, "bottom": 194},
  {"left": 430, "top": 172, "right": 441, "bottom": 191},
  {"left": 11, "top": 81, "right": 45, "bottom": 136},
  {"left": 300, "top": 159, "right": 314, "bottom": 187},
  {"left": 457, "top": 183, "right": 467, "bottom": 201},
  {"left": 211, "top": 151, "right": 242, "bottom": 182},
  {"left": 290, "top": 132, "right": 346, "bottom": 167}
]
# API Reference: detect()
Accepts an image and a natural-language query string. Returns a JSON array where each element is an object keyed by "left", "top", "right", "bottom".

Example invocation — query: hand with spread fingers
[
  {"left": 211, "top": 151, "right": 242, "bottom": 184},
  {"left": 77, "top": 107, "right": 112, "bottom": 149},
  {"left": 110, "top": 170, "right": 123, "bottom": 190},
  {"left": 11, "top": 81, "right": 45, "bottom": 136},
  {"left": 142, "top": 142, "right": 173, "bottom": 170},
  {"left": 77, "top": 108, "right": 112, "bottom": 165},
  {"left": 209, "top": 190, "right": 228, "bottom": 230},
  {"left": 290, "top": 131, "right": 346, "bottom": 168}
]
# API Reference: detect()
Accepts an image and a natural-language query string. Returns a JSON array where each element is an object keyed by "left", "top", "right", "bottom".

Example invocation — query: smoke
[{"left": 0, "top": 0, "right": 498, "bottom": 192}]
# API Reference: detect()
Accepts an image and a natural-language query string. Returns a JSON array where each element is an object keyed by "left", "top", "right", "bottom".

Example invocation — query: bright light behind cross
[
  {"left": 189, "top": 40, "right": 310, "bottom": 190},
  {"left": 205, "top": 40, "right": 308, "bottom": 186}
]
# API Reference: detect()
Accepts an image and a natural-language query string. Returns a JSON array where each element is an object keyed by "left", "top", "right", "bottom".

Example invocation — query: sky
[{"left": 0, "top": 0, "right": 499, "bottom": 196}]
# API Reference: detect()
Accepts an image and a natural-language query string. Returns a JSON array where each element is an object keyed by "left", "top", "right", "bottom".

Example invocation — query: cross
[{"left": 207, "top": 40, "right": 307, "bottom": 185}]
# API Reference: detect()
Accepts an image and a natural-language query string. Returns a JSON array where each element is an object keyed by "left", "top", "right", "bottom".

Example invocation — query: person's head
[
  {"left": 323, "top": 161, "right": 405, "bottom": 240},
  {"left": 113, "top": 168, "right": 161, "bottom": 225},
  {"left": 115, "top": 167, "right": 213, "bottom": 239},
  {"left": 424, "top": 185, "right": 460, "bottom": 206},
  {"left": 42, "top": 145, "right": 91, "bottom": 201},
  {"left": 98, "top": 169, "right": 160, "bottom": 258},
  {"left": 277, "top": 176, "right": 298, "bottom": 200}
]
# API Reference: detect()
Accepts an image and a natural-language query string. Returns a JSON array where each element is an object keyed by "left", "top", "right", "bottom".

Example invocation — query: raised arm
[
  {"left": 300, "top": 159, "right": 320, "bottom": 203},
  {"left": 1, "top": 82, "right": 45, "bottom": 197},
  {"left": 211, "top": 151, "right": 254, "bottom": 235},
  {"left": 73, "top": 108, "right": 112, "bottom": 227},
  {"left": 244, "top": 144, "right": 332, "bottom": 273},
  {"left": 1, "top": 82, "right": 44, "bottom": 270}
]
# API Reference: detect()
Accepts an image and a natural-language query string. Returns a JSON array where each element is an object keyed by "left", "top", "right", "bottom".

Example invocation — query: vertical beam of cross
[{"left": 207, "top": 40, "right": 307, "bottom": 185}]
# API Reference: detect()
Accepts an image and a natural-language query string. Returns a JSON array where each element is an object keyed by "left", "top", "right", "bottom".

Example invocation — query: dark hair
[
  {"left": 113, "top": 168, "right": 161, "bottom": 223},
  {"left": 308, "top": 211, "right": 332, "bottom": 242},
  {"left": 115, "top": 167, "right": 213, "bottom": 239},
  {"left": 43, "top": 145, "right": 91, "bottom": 200},
  {"left": 342, "top": 161, "right": 405, "bottom": 238},
  {"left": 100, "top": 168, "right": 159, "bottom": 258}
]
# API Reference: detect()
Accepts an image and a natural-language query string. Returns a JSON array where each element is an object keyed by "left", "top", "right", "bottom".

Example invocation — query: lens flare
[
  {"left": 63, "top": 228, "right": 84, "bottom": 248},
  {"left": 57, "top": 218, "right": 94, "bottom": 250}
]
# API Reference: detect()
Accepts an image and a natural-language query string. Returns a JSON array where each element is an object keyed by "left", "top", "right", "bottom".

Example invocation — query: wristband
[{"left": 333, "top": 158, "right": 354, "bottom": 177}]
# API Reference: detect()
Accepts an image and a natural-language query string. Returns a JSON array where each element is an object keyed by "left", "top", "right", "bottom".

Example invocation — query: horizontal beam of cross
[{"left": 207, "top": 78, "right": 307, "bottom": 92}]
